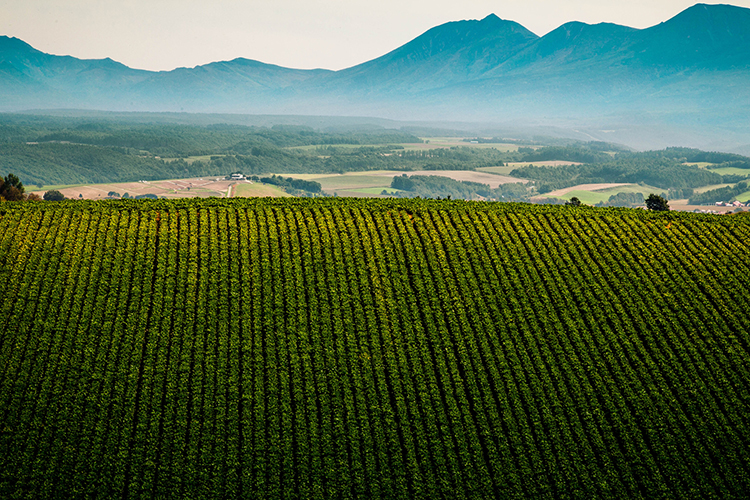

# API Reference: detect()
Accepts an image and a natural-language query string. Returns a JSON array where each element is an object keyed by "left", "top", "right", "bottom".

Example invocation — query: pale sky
[{"left": 2, "top": 1, "right": 749, "bottom": 71}]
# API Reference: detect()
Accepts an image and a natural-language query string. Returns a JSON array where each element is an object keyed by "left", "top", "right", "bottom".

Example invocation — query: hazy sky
[{"left": 2, "top": 0, "right": 750, "bottom": 71}]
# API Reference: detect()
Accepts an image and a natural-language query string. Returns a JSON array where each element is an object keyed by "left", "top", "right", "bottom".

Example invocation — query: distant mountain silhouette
[
  {"left": 327, "top": 14, "right": 538, "bottom": 91},
  {"left": 2, "top": 3, "right": 750, "bottom": 149}
]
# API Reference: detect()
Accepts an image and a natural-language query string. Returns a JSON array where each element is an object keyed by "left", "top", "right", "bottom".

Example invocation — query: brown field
[
  {"left": 31, "top": 177, "right": 238, "bottom": 200},
  {"left": 375, "top": 170, "right": 526, "bottom": 188},
  {"left": 545, "top": 183, "right": 632, "bottom": 197}
]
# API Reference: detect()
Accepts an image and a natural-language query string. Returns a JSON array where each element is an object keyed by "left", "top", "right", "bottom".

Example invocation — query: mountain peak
[
  {"left": 640, "top": 2, "right": 750, "bottom": 68},
  {"left": 333, "top": 15, "right": 538, "bottom": 88},
  {"left": 661, "top": 2, "right": 750, "bottom": 28}
]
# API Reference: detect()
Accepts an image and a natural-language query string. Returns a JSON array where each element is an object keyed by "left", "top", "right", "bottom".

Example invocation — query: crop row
[{"left": 1, "top": 198, "right": 749, "bottom": 498}]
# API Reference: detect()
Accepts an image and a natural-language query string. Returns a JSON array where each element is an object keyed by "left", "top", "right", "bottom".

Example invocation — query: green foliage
[
  {"left": 0, "top": 116, "right": 422, "bottom": 157},
  {"left": 514, "top": 157, "right": 723, "bottom": 193},
  {"left": 0, "top": 173, "right": 25, "bottom": 201},
  {"left": 259, "top": 175, "right": 322, "bottom": 194},
  {"left": 566, "top": 196, "right": 582, "bottom": 206},
  {"left": 645, "top": 193, "right": 670, "bottom": 211},
  {"left": 0, "top": 142, "right": 200, "bottom": 186},
  {"left": 521, "top": 146, "right": 611, "bottom": 164},
  {"left": 391, "top": 174, "right": 415, "bottom": 191},
  {"left": 721, "top": 174, "right": 749, "bottom": 183},
  {"left": 0, "top": 198, "right": 749, "bottom": 498},
  {"left": 43, "top": 190, "right": 65, "bottom": 201},
  {"left": 668, "top": 187, "right": 694, "bottom": 199},
  {"left": 705, "top": 160, "right": 750, "bottom": 170},
  {"left": 688, "top": 181, "right": 750, "bottom": 204},
  {"left": 390, "top": 174, "right": 530, "bottom": 201},
  {"left": 595, "top": 191, "right": 645, "bottom": 208}
]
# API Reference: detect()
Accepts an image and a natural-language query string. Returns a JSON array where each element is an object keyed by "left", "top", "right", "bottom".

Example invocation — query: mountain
[
  {"left": 0, "top": 36, "right": 325, "bottom": 111},
  {"left": 635, "top": 3, "right": 750, "bottom": 69},
  {"left": 127, "top": 59, "right": 330, "bottom": 112},
  {"left": 325, "top": 14, "right": 538, "bottom": 91},
  {"left": 0, "top": 36, "right": 150, "bottom": 104},
  {"left": 2, "top": 3, "right": 750, "bottom": 149}
]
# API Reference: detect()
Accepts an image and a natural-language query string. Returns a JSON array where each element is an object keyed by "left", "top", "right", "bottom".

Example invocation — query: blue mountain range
[{"left": 2, "top": 3, "right": 749, "bottom": 149}]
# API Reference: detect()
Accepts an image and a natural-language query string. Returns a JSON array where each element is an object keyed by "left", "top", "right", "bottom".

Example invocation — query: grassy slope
[
  {"left": 232, "top": 182, "right": 292, "bottom": 198},
  {"left": 0, "top": 198, "right": 749, "bottom": 498}
]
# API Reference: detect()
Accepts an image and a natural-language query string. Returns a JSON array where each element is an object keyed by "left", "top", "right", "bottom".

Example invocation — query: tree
[
  {"left": 44, "top": 190, "right": 65, "bottom": 201},
  {"left": 566, "top": 196, "right": 582, "bottom": 207},
  {"left": 4, "top": 174, "right": 24, "bottom": 193},
  {"left": 0, "top": 173, "right": 25, "bottom": 201},
  {"left": 645, "top": 193, "right": 670, "bottom": 211}
]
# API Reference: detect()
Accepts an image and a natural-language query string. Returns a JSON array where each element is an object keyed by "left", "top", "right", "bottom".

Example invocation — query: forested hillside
[
  {"left": 1, "top": 198, "right": 749, "bottom": 498},
  {"left": 3, "top": 114, "right": 750, "bottom": 201}
]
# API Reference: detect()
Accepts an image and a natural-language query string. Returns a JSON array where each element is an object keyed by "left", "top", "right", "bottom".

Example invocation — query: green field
[
  {"left": 315, "top": 174, "right": 392, "bottom": 191},
  {"left": 548, "top": 189, "right": 615, "bottom": 204},
  {"left": 476, "top": 165, "right": 518, "bottom": 175},
  {"left": 232, "top": 182, "right": 292, "bottom": 198},
  {"left": 706, "top": 167, "right": 750, "bottom": 177},
  {"left": 693, "top": 183, "right": 734, "bottom": 193},
  {"left": 1, "top": 198, "right": 750, "bottom": 498}
]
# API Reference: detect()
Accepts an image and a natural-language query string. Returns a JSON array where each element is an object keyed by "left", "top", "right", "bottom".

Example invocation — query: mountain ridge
[{"left": 2, "top": 3, "right": 750, "bottom": 149}]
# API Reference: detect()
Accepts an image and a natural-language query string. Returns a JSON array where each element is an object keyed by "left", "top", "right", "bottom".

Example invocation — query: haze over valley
[{"left": 2, "top": 3, "right": 750, "bottom": 152}]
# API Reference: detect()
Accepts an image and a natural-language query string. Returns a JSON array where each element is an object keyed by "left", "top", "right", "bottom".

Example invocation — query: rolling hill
[{"left": 1, "top": 197, "right": 749, "bottom": 497}]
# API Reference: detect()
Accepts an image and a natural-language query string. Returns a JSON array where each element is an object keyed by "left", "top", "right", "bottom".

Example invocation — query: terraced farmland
[{"left": 1, "top": 198, "right": 749, "bottom": 498}]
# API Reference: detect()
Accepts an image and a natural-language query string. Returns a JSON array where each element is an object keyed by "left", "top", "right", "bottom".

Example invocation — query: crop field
[
  {"left": 693, "top": 183, "right": 734, "bottom": 194},
  {"left": 30, "top": 177, "right": 236, "bottom": 200},
  {"left": 232, "top": 183, "right": 291, "bottom": 198},
  {"left": 705, "top": 167, "right": 750, "bottom": 177},
  {"left": 312, "top": 174, "right": 395, "bottom": 193},
  {"left": 1, "top": 198, "right": 750, "bottom": 498}
]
